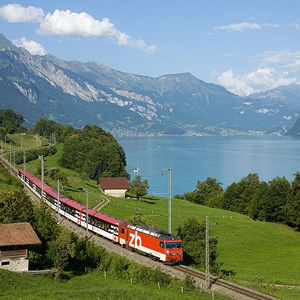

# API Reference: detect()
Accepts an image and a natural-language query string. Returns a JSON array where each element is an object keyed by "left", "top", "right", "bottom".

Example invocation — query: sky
[{"left": 0, "top": 0, "right": 300, "bottom": 96}]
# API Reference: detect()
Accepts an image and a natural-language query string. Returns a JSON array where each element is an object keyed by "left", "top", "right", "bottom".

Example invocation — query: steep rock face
[{"left": 0, "top": 33, "right": 299, "bottom": 135}]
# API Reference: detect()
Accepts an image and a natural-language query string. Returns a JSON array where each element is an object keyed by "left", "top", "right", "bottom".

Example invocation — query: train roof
[
  {"left": 19, "top": 169, "right": 42, "bottom": 187},
  {"left": 123, "top": 223, "right": 181, "bottom": 241}
]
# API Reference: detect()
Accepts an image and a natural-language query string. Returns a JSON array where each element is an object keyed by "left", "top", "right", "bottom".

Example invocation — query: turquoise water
[{"left": 118, "top": 136, "right": 300, "bottom": 196}]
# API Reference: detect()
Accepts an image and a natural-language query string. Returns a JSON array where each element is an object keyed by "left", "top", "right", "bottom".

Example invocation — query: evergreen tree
[
  {"left": 266, "top": 177, "right": 291, "bottom": 222},
  {"left": 285, "top": 172, "right": 300, "bottom": 230},
  {"left": 231, "top": 173, "right": 260, "bottom": 214},
  {"left": 222, "top": 182, "right": 239, "bottom": 210},
  {"left": 248, "top": 181, "right": 269, "bottom": 221}
]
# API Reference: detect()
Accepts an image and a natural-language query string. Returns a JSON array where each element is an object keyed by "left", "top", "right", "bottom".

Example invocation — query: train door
[{"left": 112, "top": 226, "right": 118, "bottom": 243}]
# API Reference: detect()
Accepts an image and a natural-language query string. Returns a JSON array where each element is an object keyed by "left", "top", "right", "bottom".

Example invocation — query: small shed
[
  {"left": 98, "top": 177, "right": 129, "bottom": 198},
  {"left": 0, "top": 223, "right": 41, "bottom": 272}
]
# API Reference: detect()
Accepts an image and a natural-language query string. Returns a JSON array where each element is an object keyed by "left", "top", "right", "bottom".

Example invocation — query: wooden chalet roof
[
  {"left": 98, "top": 177, "right": 129, "bottom": 190},
  {"left": 0, "top": 223, "right": 41, "bottom": 247}
]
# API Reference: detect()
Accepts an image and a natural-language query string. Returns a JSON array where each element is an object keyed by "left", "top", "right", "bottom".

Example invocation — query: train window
[
  {"left": 165, "top": 242, "right": 177, "bottom": 249},
  {"left": 160, "top": 242, "right": 164, "bottom": 248},
  {"left": 121, "top": 228, "right": 125, "bottom": 234}
]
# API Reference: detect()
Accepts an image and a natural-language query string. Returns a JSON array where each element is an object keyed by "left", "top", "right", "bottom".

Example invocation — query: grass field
[
  {"left": 9, "top": 136, "right": 300, "bottom": 299},
  {"left": 0, "top": 133, "right": 48, "bottom": 153},
  {"left": 0, "top": 269, "right": 224, "bottom": 300}
]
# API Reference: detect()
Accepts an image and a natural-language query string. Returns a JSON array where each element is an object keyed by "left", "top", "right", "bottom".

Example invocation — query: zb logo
[{"left": 129, "top": 231, "right": 142, "bottom": 247}]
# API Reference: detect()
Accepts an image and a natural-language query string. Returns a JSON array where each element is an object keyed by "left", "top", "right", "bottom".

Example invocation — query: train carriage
[
  {"left": 18, "top": 169, "right": 42, "bottom": 198},
  {"left": 88, "top": 210, "right": 123, "bottom": 242}
]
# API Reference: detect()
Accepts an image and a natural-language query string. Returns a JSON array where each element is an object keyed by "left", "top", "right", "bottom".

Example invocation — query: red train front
[{"left": 118, "top": 223, "right": 183, "bottom": 264}]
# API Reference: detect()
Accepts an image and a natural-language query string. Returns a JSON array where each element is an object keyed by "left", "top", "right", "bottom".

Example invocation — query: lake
[{"left": 117, "top": 136, "right": 300, "bottom": 196}]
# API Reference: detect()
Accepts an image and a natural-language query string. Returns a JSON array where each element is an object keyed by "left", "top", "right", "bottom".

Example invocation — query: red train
[{"left": 18, "top": 169, "right": 183, "bottom": 264}]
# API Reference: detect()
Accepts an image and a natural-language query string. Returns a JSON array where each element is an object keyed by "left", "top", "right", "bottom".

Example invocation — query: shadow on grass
[
  {"left": 220, "top": 269, "right": 236, "bottom": 277},
  {"left": 85, "top": 182, "right": 99, "bottom": 190},
  {"left": 142, "top": 199, "right": 156, "bottom": 205}
]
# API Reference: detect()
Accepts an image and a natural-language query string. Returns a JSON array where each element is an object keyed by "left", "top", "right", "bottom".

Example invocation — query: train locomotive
[{"left": 18, "top": 169, "right": 183, "bottom": 264}]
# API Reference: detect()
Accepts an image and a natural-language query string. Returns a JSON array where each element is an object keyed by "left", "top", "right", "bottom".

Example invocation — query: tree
[
  {"left": 129, "top": 175, "right": 148, "bottom": 201},
  {"left": 33, "top": 202, "right": 59, "bottom": 243},
  {"left": 191, "top": 177, "right": 223, "bottom": 205},
  {"left": 285, "top": 172, "right": 300, "bottom": 230},
  {"left": 266, "top": 177, "right": 291, "bottom": 222},
  {"left": 0, "top": 109, "right": 25, "bottom": 135},
  {"left": 248, "top": 181, "right": 269, "bottom": 221},
  {"left": 31, "top": 202, "right": 60, "bottom": 266},
  {"left": 59, "top": 125, "right": 128, "bottom": 180},
  {"left": 177, "top": 217, "right": 221, "bottom": 274},
  {"left": 222, "top": 182, "right": 239, "bottom": 210},
  {"left": 31, "top": 119, "right": 64, "bottom": 142},
  {"left": 0, "top": 190, "right": 34, "bottom": 224},
  {"left": 52, "top": 171, "right": 68, "bottom": 190},
  {"left": 231, "top": 173, "right": 260, "bottom": 214},
  {"left": 47, "top": 230, "right": 76, "bottom": 279}
]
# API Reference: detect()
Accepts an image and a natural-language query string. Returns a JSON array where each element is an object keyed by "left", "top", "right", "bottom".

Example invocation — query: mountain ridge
[{"left": 0, "top": 33, "right": 299, "bottom": 135}]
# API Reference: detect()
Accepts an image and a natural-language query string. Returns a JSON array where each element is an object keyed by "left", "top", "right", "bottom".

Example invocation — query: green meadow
[
  {"left": 0, "top": 269, "right": 221, "bottom": 300},
  {"left": 7, "top": 136, "right": 300, "bottom": 299},
  {"left": 0, "top": 133, "right": 47, "bottom": 153}
]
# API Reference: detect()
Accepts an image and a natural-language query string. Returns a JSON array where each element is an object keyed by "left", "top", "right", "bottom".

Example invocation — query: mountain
[
  {"left": 0, "top": 33, "right": 299, "bottom": 135},
  {"left": 286, "top": 117, "right": 300, "bottom": 137}
]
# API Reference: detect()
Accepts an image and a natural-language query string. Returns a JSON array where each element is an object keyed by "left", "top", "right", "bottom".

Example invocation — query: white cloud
[
  {"left": 258, "top": 50, "right": 300, "bottom": 69},
  {"left": 12, "top": 37, "right": 47, "bottom": 55},
  {"left": 218, "top": 68, "right": 297, "bottom": 96},
  {"left": 38, "top": 9, "right": 157, "bottom": 53},
  {"left": 215, "top": 22, "right": 262, "bottom": 32},
  {"left": 0, "top": 3, "right": 44, "bottom": 23}
]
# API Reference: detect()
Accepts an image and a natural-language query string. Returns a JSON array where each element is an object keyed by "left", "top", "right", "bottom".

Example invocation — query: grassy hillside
[
  {"left": 0, "top": 269, "right": 221, "bottom": 300},
  {"left": 12, "top": 138, "right": 300, "bottom": 299},
  {"left": 0, "top": 133, "right": 48, "bottom": 153},
  {"left": 0, "top": 164, "right": 22, "bottom": 191}
]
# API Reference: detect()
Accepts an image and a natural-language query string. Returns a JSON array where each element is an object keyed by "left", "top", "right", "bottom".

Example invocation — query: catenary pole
[
  {"left": 86, "top": 190, "right": 89, "bottom": 233},
  {"left": 57, "top": 179, "right": 60, "bottom": 214},
  {"left": 41, "top": 155, "right": 44, "bottom": 200},
  {"left": 205, "top": 216, "right": 210, "bottom": 290},
  {"left": 23, "top": 150, "right": 26, "bottom": 185},
  {"left": 9, "top": 140, "right": 11, "bottom": 172},
  {"left": 168, "top": 168, "right": 172, "bottom": 234}
]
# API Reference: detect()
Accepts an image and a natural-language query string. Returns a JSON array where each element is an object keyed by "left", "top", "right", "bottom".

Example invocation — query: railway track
[{"left": 173, "top": 265, "right": 278, "bottom": 300}]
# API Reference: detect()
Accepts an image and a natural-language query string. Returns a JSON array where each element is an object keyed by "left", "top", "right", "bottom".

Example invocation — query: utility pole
[
  {"left": 86, "top": 191, "right": 89, "bottom": 233},
  {"left": 162, "top": 168, "right": 172, "bottom": 233},
  {"left": 23, "top": 150, "right": 26, "bottom": 188},
  {"left": 57, "top": 179, "right": 60, "bottom": 214},
  {"left": 9, "top": 140, "right": 11, "bottom": 172},
  {"left": 41, "top": 155, "right": 44, "bottom": 200},
  {"left": 205, "top": 216, "right": 210, "bottom": 290},
  {"left": 168, "top": 168, "right": 172, "bottom": 234}
]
